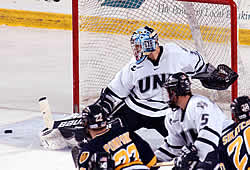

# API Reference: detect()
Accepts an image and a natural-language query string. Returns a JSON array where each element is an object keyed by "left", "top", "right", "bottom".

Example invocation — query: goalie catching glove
[{"left": 192, "top": 63, "right": 238, "bottom": 90}]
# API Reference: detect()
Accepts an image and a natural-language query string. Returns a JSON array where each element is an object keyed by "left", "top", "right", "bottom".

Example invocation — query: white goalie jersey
[
  {"left": 155, "top": 95, "right": 234, "bottom": 162},
  {"left": 108, "top": 43, "right": 206, "bottom": 117}
]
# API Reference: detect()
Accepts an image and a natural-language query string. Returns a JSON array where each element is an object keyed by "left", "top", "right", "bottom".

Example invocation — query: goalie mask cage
[{"left": 72, "top": 0, "right": 238, "bottom": 113}]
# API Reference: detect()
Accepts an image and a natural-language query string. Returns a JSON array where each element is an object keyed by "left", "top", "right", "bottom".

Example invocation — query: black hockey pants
[{"left": 112, "top": 103, "right": 168, "bottom": 137}]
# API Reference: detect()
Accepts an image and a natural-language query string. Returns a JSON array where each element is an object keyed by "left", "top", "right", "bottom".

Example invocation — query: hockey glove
[
  {"left": 96, "top": 87, "right": 125, "bottom": 116},
  {"left": 89, "top": 152, "right": 115, "bottom": 170},
  {"left": 192, "top": 63, "right": 238, "bottom": 90},
  {"left": 173, "top": 145, "right": 199, "bottom": 170}
]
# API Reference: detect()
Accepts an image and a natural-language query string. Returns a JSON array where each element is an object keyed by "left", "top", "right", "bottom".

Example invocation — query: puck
[{"left": 4, "top": 129, "right": 13, "bottom": 134}]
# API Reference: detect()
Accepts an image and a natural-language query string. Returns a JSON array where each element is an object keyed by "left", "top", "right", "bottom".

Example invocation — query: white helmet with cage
[{"left": 130, "top": 26, "right": 158, "bottom": 64}]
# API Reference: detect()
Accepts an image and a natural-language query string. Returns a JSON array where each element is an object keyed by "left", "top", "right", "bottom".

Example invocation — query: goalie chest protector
[{"left": 108, "top": 43, "right": 205, "bottom": 117}]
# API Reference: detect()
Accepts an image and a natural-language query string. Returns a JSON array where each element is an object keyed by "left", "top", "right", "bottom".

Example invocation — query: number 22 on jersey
[{"left": 113, "top": 143, "right": 141, "bottom": 167}]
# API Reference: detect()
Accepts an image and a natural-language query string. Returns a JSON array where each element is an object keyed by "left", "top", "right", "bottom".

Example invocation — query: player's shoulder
[
  {"left": 164, "top": 108, "right": 182, "bottom": 129},
  {"left": 128, "top": 59, "right": 150, "bottom": 73},
  {"left": 163, "top": 42, "right": 183, "bottom": 52},
  {"left": 162, "top": 43, "right": 188, "bottom": 61},
  {"left": 188, "top": 95, "right": 214, "bottom": 111},
  {"left": 163, "top": 42, "right": 179, "bottom": 48},
  {"left": 78, "top": 145, "right": 92, "bottom": 167},
  {"left": 79, "top": 140, "right": 92, "bottom": 150},
  {"left": 165, "top": 108, "right": 180, "bottom": 120},
  {"left": 221, "top": 122, "right": 238, "bottom": 136},
  {"left": 94, "top": 125, "right": 128, "bottom": 141},
  {"left": 190, "top": 94, "right": 212, "bottom": 105},
  {"left": 123, "top": 57, "right": 143, "bottom": 72}
]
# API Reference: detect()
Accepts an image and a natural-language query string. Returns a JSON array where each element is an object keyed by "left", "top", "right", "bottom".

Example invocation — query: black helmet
[
  {"left": 163, "top": 72, "right": 191, "bottom": 110},
  {"left": 230, "top": 96, "right": 250, "bottom": 122},
  {"left": 163, "top": 72, "right": 191, "bottom": 97},
  {"left": 82, "top": 104, "right": 108, "bottom": 129}
]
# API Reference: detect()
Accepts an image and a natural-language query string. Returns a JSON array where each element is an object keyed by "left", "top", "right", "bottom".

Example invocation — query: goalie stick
[
  {"left": 39, "top": 96, "right": 54, "bottom": 129},
  {"left": 39, "top": 96, "right": 83, "bottom": 129}
]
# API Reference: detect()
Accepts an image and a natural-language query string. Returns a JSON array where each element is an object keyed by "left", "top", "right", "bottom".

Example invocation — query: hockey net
[{"left": 72, "top": 0, "right": 239, "bottom": 114}]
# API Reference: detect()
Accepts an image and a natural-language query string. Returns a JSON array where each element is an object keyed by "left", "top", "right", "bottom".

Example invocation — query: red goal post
[{"left": 72, "top": 0, "right": 238, "bottom": 113}]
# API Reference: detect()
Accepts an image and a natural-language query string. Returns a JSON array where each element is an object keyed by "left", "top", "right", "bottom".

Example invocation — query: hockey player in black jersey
[
  {"left": 95, "top": 26, "right": 237, "bottom": 138},
  {"left": 218, "top": 95, "right": 250, "bottom": 170},
  {"left": 75, "top": 104, "right": 157, "bottom": 170},
  {"left": 154, "top": 72, "right": 234, "bottom": 170}
]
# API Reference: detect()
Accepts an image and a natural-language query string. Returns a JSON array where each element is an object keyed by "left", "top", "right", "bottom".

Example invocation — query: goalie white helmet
[{"left": 130, "top": 26, "right": 158, "bottom": 64}]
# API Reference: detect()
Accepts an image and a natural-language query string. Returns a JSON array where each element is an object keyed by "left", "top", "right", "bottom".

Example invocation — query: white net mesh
[{"left": 76, "top": 0, "right": 239, "bottom": 112}]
